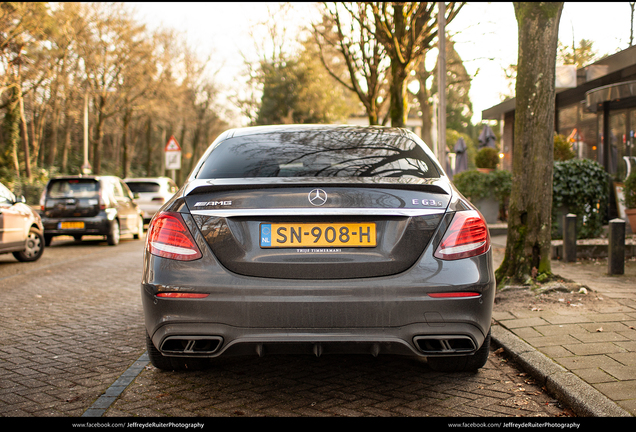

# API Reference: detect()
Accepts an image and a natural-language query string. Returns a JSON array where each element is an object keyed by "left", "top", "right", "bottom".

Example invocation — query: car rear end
[
  {"left": 125, "top": 178, "right": 175, "bottom": 222},
  {"left": 41, "top": 177, "right": 110, "bottom": 239},
  {"left": 142, "top": 125, "right": 495, "bottom": 370}
]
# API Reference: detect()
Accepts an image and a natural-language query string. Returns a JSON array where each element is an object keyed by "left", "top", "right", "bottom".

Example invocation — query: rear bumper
[
  {"left": 42, "top": 214, "right": 112, "bottom": 236},
  {"left": 142, "top": 249, "right": 496, "bottom": 359},
  {"left": 145, "top": 320, "right": 490, "bottom": 359}
]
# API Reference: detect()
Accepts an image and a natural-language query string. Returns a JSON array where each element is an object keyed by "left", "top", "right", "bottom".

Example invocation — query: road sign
[
  {"left": 165, "top": 136, "right": 181, "bottom": 152},
  {"left": 165, "top": 136, "right": 181, "bottom": 170}
]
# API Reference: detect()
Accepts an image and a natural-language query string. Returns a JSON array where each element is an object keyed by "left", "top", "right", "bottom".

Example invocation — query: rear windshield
[
  {"left": 126, "top": 182, "right": 161, "bottom": 193},
  {"left": 47, "top": 179, "right": 99, "bottom": 198},
  {"left": 195, "top": 128, "right": 440, "bottom": 179}
]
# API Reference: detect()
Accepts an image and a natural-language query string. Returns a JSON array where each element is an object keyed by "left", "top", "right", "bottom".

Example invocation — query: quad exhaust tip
[
  {"left": 413, "top": 335, "right": 476, "bottom": 354},
  {"left": 160, "top": 336, "right": 223, "bottom": 355}
]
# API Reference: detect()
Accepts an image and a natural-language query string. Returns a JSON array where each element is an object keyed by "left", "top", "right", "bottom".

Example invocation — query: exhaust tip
[
  {"left": 161, "top": 336, "right": 223, "bottom": 355},
  {"left": 413, "top": 335, "right": 475, "bottom": 354}
]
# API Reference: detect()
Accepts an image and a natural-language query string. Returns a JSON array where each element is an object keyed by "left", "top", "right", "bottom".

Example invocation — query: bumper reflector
[
  {"left": 428, "top": 292, "right": 480, "bottom": 298},
  {"left": 156, "top": 293, "right": 209, "bottom": 299}
]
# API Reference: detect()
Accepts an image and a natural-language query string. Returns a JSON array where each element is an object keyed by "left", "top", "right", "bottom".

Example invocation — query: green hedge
[
  {"left": 455, "top": 159, "right": 609, "bottom": 238},
  {"left": 624, "top": 171, "right": 636, "bottom": 209},
  {"left": 552, "top": 159, "right": 609, "bottom": 239},
  {"left": 453, "top": 169, "right": 512, "bottom": 218}
]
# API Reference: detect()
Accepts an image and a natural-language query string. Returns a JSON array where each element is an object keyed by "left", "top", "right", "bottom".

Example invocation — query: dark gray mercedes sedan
[{"left": 142, "top": 125, "right": 495, "bottom": 372}]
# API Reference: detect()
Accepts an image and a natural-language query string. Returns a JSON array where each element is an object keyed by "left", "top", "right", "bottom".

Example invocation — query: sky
[{"left": 130, "top": 2, "right": 635, "bottom": 126}]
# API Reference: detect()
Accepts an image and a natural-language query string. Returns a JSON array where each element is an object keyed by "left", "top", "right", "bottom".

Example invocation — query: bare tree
[
  {"left": 365, "top": 2, "right": 463, "bottom": 127},
  {"left": 313, "top": 2, "right": 390, "bottom": 125}
]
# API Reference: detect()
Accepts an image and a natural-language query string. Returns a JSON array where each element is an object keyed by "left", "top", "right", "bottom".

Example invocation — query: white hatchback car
[{"left": 124, "top": 177, "right": 179, "bottom": 223}]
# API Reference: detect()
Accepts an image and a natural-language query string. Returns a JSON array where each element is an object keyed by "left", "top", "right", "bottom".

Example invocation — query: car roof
[
  {"left": 49, "top": 175, "right": 120, "bottom": 181},
  {"left": 124, "top": 177, "right": 173, "bottom": 183}
]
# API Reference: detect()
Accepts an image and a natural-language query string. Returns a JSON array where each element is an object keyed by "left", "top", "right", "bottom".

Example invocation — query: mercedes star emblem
[{"left": 308, "top": 189, "right": 328, "bottom": 206}]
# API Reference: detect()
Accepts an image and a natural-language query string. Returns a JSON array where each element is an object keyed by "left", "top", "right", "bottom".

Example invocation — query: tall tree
[
  {"left": 0, "top": 2, "right": 52, "bottom": 181},
  {"left": 240, "top": 3, "right": 354, "bottom": 127},
  {"left": 496, "top": 2, "right": 563, "bottom": 285},
  {"left": 78, "top": 2, "right": 154, "bottom": 174},
  {"left": 366, "top": 2, "right": 463, "bottom": 127},
  {"left": 313, "top": 3, "right": 390, "bottom": 125}
]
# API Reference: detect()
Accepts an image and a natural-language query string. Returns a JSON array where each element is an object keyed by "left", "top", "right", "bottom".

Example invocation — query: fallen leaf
[{"left": 596, "top": 327, "right": 603, "bottom": 332}]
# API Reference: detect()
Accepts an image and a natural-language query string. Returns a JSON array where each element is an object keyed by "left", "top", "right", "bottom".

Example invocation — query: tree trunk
[
  {"left": 389, "top": 61, "right": 409, "bottom": 128},
  {"left": 121, "top": 107, "right": 132, "bottom": 178},
  {"left": 18, "top": 90, "right": 31, "bottom": 180},
  {"left": 496, "top": 2, "right": 563, "bottom": 285},
  {"left": 92, "top": 96, "right": 106, "bottom": 175}
]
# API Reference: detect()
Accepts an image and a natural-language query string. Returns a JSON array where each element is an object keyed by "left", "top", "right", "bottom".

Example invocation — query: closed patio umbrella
[
  {"left": 478, "top": 125, "right": 496, "bottom": 149},
  {"left": 453, "top": 137, "right": 468, "bottom": 174}
]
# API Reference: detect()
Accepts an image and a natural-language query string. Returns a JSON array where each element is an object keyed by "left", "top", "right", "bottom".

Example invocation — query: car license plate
[
  {"left": 260, "top": 223, "right": 376, "bottom": 248},
  {"left": 59, "top": 221, "right": 85, "bottom": 229}
]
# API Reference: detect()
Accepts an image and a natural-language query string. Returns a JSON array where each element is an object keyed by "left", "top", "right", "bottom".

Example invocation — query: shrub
[
  {"left": 453, "top": 169, "right": 512, "bottom": 219},
  {"left": 475, "top": 147, "right": 499, "bottom": 169},
  {"left": 9, "top": 168, "right": 51, "bottom": 206},
  {"left": 554, "top": 133, "right": 575, "bottom": 161},
  {"left": 623, "top": 171, "right": 636, "bottom": 209},
  {"left": 552, "top": 158, "right": 609, "bottom": 239}
]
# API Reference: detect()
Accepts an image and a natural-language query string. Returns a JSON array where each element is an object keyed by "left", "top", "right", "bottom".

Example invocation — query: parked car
[
  {"left": 124, "top": 177, "right": 179, "bottom": 223},
  {"left": 0, "top": 182, "right": 45, "bottom": 262},
  {"left": 40, "top": 175, "right": 144, "bottom": 246},
  {"left": 142, "top": 125, "right": 495, "bottom": 372}
]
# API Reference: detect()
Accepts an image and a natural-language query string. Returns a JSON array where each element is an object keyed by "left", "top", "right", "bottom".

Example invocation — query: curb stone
[{"left": 491, "top": 324, "right": 632, "bottom": 417}]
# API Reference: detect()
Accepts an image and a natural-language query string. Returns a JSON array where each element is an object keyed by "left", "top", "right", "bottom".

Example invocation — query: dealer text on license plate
[{"left": 260, "top": 223, "right": 376, "bottom": 248}]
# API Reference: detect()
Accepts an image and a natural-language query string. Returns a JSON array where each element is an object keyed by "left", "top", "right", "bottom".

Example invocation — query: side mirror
[{"left": 16, "top": 195, "right": 26, "bottom": 204}]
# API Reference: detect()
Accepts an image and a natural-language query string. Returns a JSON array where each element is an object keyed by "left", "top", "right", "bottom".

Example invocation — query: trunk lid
[{"left": 185, "top": 178, "right": 451, "bottom": 279}]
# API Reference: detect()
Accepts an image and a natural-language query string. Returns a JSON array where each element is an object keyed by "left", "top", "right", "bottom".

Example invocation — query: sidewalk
[{"left": 490, "top": 234, "right": 636, "bottom": 417}]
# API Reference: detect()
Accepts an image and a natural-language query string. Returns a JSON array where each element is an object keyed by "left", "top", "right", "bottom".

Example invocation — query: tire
[
  {"left": 146, "top": 332, "right": 208, "bottom": 371},
  {"left": 44, "top": 234, "right": 54, "bottom": 247},
  {"left": 107, "top": 219, "right": 120, "bottom": 246},
  {"left": 73, "top": 235, "right": 83, "bottom": 242},
  {"left": 13, "top": 227, "right": 45, "bottom": 262},
  {"left": 133, "top": 216, "right": 144, "bottom": 240},
  {"left": 427, "top": 329, "right": 491, "bottom": 372}
]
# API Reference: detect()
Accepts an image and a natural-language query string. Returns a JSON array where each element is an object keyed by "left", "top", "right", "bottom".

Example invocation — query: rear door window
[
  {"left": 126, "top": 182, "right": 161, "bottom": 193},
  {"left": 48, "top": 179, "right": 99, "bottom": 198}
]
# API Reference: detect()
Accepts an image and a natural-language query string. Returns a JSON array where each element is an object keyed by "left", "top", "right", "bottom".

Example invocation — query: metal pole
[
  {"left": 82, "top": 92, "right": 91, "bottom": 175},
  {"left": 437, "top": 2, "right": 447, "bottom": 169}
]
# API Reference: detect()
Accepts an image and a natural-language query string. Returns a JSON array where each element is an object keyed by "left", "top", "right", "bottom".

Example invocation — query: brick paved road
[
  {"left": 0, "top": 237, "right": 573, "bottom": 418},
  {"left": 0, "top": 236, "right": 147, "bottom": 417}
]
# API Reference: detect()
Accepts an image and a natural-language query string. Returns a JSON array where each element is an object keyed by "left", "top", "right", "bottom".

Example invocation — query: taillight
[
  {"left": 98, "top": 190, "right": 106, "bottom": 210},
  {"left": 146, "top": 211, "right": 202, "bottom": 261},
  {"left": 434, "top": 210, "right": 490, "bottom": 260}
]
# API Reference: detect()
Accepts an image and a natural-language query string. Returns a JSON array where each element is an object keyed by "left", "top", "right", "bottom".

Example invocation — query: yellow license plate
[
  {"left": 260, "top": 223, "right": 376, "bottom": 248},
  {"left": 59, "top": 221, "right": 85, "bottom": 229}
]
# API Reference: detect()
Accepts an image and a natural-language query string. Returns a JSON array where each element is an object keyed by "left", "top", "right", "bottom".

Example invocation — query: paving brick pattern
[
  {"left": 494, "top": 303, "right": 636, "bottom": 416},
  {"left": 1, "top": 238, "right": 570, "bottom": 418},
  {"left": 0, "top": 238, "right": 147, "bottom": 417},
  {"left": 104, "top": 349, "right": 570, "bottom": 417},
  {"left": 491, "top": 236, "right": 636, "bottom": 416}
]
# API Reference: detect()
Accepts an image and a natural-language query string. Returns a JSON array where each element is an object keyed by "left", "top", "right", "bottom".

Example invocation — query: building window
[{"left": 558, "top": 103, "right": 598, "bottom": 163}]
